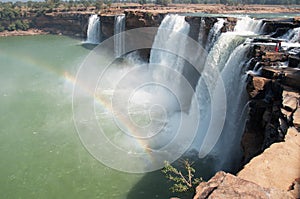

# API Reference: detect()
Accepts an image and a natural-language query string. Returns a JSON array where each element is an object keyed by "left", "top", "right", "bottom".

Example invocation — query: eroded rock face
[
  {"left": 193, "top": 171, "right": 293, "bottom": 199},
  {"left": 33, "top": 13, "right": 90, "bottom": 37},
  {"left": 238, "top": 128, "right": 300, "bottom": 199},
  {"left": 242, "top": 75, "right": 285, "bottom": 164},
  {"left": 124, "top": 11, "right": 164, "bottom": 30}
]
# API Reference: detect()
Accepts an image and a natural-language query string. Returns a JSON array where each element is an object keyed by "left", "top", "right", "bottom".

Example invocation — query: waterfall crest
[
  {"left": 114, "top": 15, "right": 126, "bottom": 57},
  {"left": 86, "top": 14, "right": 100, "bottom": 44},
  {"left": 234, "top": 16, "right": 264, "bottom": 35}
]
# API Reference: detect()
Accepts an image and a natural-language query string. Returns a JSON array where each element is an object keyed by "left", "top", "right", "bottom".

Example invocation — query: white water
[
  {"left": 149, "top": 14, "right": 190, "bottom": 81},
  {"left": 189, "top": 17, "right": 265, "bottom": 171},
  {"left": 198, "top": 18, "right": 206, "bottom": 48},
  {"left": 89, "top": 14, "right": 266, "bottom": 173},
  {"left": 114, "top": 15, "right": 126, "bottom": 57},
  {"left": 86, "top": 14, "right": 100, "bottom": 44},
  {"left": 234, "top": 16, "right": 264, "bottom": 35},
  {"left": 281, "top": 27, "right": 300, "bottom": 43},
  {"left": 206, "top": 18, "right": 225, "bottom": 51}
]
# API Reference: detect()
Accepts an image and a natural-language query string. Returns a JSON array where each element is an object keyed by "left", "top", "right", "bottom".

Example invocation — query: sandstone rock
[
  {"left": 288, "top": 178, "right": 300, "bottom": 198},
  {"left": 282, "top": 90, "right": 299, "bottom": 115},
  {"left": 238, "top": 128, "right": 300, "bottom": 192},
  {"left": 246, "top": 75, "right": 270, "bottom": 99},
  {"left": 193, "top": 171, "right": 293, "bottom": 199},
  {"left": 262, "top": 52, "right": 288, "bottom": 62},
  {"left": 293, "top": 108, "right": 300, "bottom": 129}
]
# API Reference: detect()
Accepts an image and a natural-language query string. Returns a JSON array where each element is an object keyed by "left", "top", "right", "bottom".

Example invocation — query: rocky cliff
[
  {"left": 0, "top": 12, "right": 91, "bottom": 37},
  {"left": 33, "top": 13, "right": 90, "bottom": 37},
  {"left": 193, "top": 18, "right": 300, "bottom": 199}
]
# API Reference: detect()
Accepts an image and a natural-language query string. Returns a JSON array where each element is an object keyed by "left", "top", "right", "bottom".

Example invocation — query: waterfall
[
  {"left": 85, "top": 14, "right": 268, "bottom": 173},
  {"left": 114, "top": 15, "right": 126, "bottom": 57},
  {"left": 189, "top": 17, "right": 265, "bottom": 172},
  {"left": 205, "top": 18, "right": 225, "bottom": 51},
  {"left": 281, "top": 27, "right": 300, "bottom": 43},
  {"left": 149, "top": 14, "right": 190, "bottom": 81},
  {"left": 198, "top": 18, "right": 206, "bottom": 48},
  {"left": 234, "top": 16, "right": 264, "bottom": 35},
  {"left": 86, "top": 14, "right": 100, "bottom": 44}
]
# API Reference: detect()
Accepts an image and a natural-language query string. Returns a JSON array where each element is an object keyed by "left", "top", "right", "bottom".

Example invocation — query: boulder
[
  {"left": 293, "top": 108, "right": 300, "bottom": 129},
  {"left": 282, "top": 91, "right": 298, "bottom": 111},
  {"left": 246, "top": 75, "right": 270, "bottom": 99},
  {"left": 238, "top": 128, "right": 300, "bottom": 195},
  {"left": 193, "top": 171, "right": 293, "bottom": 199},
  {"left": 281, "top": 90, "right": 299, "bottom": 118}
]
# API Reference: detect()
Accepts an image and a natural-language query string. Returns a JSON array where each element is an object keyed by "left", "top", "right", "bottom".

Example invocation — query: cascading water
[
  {"left": 86, "top": 14, "right": 265, "bottom": 173},
  {"left": 281, "top": 27, "right": 300, "bottom": 43},
  {"left": 114, "top": 15, "right": 126, "bottom": 57},
  {"left": 189, "top": 17, "right": 264, "bottom": 172},
  {"left": 149, "top": 14, "right": 190, "bottom": 81},
  {"left": 148, "top": 14, "right": 192, "bottom": 112},
  {"left": 205, "top": 18, "right": 225, "bottom": 51},
  {"left": 86, "top": 14, "right": 100, "bottom": 44},
  {"left": 234, "top": 16, "right": 264, "bottom": 35},
  {"left": 198, "top": 18, "right": 206, "bottom": 48}
]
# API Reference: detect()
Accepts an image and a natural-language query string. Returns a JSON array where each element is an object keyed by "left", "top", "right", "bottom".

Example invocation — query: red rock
[
  {"left": 238, "top": 128, "right": 300, "bottom": 192},
  {"left": 194, "top": 171, "right": 293, "bottom": 199}
]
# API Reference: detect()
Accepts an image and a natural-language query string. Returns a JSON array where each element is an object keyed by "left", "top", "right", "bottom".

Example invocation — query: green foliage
[
  {"left": 15, "top": 20, "right": 29, "bottom": 30},
  {"left": 95, "top": 0, "right": 104, "bottom": 10},
  {"left": 0, "top": 25, "right": 5, "bottom": 32},
  {"left": 139, "top": 0, "right": 147, "bottom": 4},
  {"left": 106, "top": 0, "right": 112, "bottom": 8},
  {"left": 7, "top": 23, "right": 16, "bottom": 31},
  {"left": 156, "top": 0, "right": 171, "bottom": 6},
  {"left": 162, "top": 160, "right": 203, "bottom": 193}
]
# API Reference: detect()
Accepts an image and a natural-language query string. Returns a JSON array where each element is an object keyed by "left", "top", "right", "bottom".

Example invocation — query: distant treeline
[
  {"left": 0, "top": 0, "right": 299, "bottom": 32},
  {"left": 0, "top": 0, "right": 106, "bottom": 32}
]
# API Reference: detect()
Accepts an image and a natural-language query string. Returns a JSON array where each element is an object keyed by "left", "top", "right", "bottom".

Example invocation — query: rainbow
[
  {"left": 64, "top": 71, "right": 155, "bottom": 156},
  {"left": 0, "top": 47, "right": 155, "bottom": 161}
]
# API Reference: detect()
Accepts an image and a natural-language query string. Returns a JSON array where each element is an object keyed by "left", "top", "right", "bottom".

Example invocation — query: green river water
[{"left": 0, "top": 35, "right": 169, "bottom": 199}]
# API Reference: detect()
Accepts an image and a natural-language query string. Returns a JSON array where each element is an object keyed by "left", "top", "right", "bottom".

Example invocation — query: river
[{"left": 0, "top": 35, "right": 169, "bottom": 199}]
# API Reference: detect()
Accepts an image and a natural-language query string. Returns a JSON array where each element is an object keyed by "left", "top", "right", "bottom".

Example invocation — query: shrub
[
  {"left": 7, "top": 23, "right": 16, "bottom": 31},
  {"left": 162, "top": 160, "right": 203, "bottom": 193}
]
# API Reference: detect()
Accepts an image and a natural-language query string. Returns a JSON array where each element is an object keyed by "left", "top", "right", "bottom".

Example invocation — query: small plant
[{"left": 162, "top": 159, "right": 202, "bottom": 193}]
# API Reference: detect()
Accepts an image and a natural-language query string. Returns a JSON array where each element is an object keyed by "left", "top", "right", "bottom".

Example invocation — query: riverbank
[{"left": 0, "top": 29, "right": 49, "bottom": 37}]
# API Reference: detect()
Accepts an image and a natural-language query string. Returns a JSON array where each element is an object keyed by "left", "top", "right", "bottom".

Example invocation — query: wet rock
[
  {"left": 262, "top": 51, "right": 288, "bottom": 62},
  {"left": 194, "top": 171, "right": 293, "bottom": 199},
  {"left": 262, "top": 18, "right": 299, "bottom": 35},
  {"left": 100, "top": 15, "right": 114, "bottom": 39}
]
